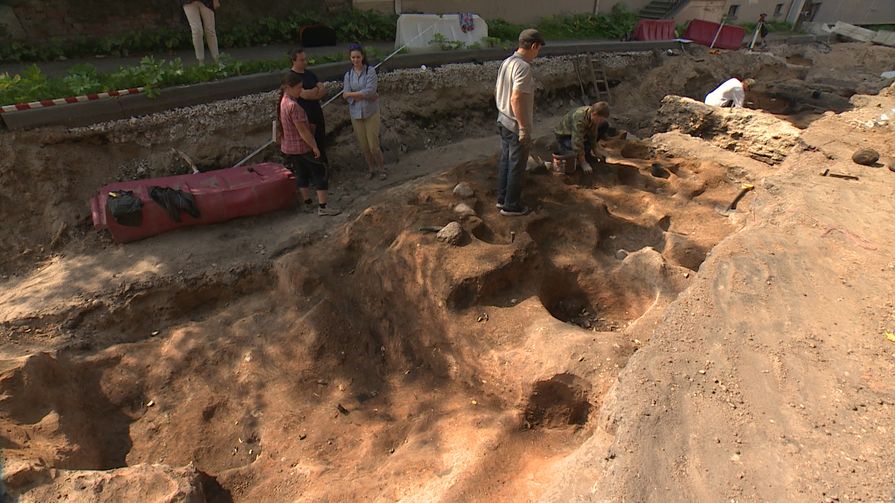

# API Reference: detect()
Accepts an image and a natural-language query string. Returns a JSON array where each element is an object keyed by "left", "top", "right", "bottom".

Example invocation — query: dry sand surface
[{"left": 1, "top": 41, "right": 894, "bottom": 502}]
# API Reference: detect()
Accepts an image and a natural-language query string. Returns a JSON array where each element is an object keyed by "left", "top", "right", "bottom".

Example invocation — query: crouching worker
[
  {"left": 554, "top": 101, "right": 611, "bottom": 173},
  {"left": 277, "top": 71, "right": 341, "bottom": 217},
  {"left": 704, "top": 78, "right": 754, "bottom": 108}
]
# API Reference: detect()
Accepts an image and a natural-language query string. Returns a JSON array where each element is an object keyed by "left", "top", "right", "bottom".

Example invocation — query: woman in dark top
[
  {"left": 180, "top": 0, "right": 220, "bottom": 64},
  {"left": 290, "top": 47, "right": 328, "bottom": 163}
]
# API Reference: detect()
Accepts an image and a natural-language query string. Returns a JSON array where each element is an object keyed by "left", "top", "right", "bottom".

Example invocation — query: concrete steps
[{"left": 639, "top": 0, "right": 681, "bottom": 19}]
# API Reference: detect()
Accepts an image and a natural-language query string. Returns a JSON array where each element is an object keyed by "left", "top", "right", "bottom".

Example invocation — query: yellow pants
[{"left": 351, "top": 111, "right": 381, "bottom": 155}]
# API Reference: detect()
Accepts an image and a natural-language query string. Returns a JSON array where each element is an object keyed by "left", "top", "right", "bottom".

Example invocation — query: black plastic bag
[
  {"left": 149, "top": 186, "right": 200, "bottom": 222},
  {"left": 107, "top": 190, "right": 143, "bottom": 227}
]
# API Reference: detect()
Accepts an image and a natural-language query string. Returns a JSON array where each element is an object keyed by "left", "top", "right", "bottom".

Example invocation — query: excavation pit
[{"left": 3, "top": 41, "right": 893, "bottom": 502}]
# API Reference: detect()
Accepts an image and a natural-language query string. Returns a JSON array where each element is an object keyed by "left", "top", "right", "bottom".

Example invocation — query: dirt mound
[
  {"left": 3, "top": 41, "right": 895, "bottom": 502},
  {"left": 0, "top": 137, "right": 748, "bottom": 500},
  {"left": 13, "top": 463, "right": 207, "bottom": 503},
  {"left": 654, "top": 95, "right": 803, "bottom": 164}
]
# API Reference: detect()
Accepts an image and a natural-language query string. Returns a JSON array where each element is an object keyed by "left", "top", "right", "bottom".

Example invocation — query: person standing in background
[
  {"left": 277, "top": 72, "right": 341, "bottom": 217},
  {"left": 343, "top": 44, "right": 386, "bottom": 180},
  {"left": 290, "top": 47, "right": 329, "bottom": 163},
  {"left": 494, "top": 28, "right": 545, "bottom": 216},
  {"left": 181, "top": 0, "right": 220, "bottom": 64}
]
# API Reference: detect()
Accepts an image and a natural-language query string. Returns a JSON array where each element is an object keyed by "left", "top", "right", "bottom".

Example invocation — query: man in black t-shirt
[{"left": 290, "top": 47, "right": 328, "bottom": 162}]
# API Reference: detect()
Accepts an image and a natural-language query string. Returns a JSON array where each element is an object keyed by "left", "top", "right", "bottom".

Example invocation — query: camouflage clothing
[
  {"left": 555, "top": 106, "right": 596, "bottom": 154},
  {"left": 554, "top": 105, "right": 609, "bottom": 154}
]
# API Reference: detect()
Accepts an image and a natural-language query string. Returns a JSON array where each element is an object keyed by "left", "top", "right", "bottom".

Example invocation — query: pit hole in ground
[
  {"left": 523, "top": 373, "right": 590, "bottom": 429},
  {"left": 786, "top": 54, "right": 813, "bottom": 67},
  {"left": 748, "top": 91, "right": 796, "bottom": 115},
  {"left": 539, "top": 272, "right": 600, "bottom": 329}
]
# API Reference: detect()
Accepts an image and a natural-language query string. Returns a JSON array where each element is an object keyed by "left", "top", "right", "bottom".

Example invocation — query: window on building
[
  {"left": 727, "top": 4, "right": 739, "bottom": 19},
  {"left": 773, "top": 3, "right": 783, "bottom": 16}
]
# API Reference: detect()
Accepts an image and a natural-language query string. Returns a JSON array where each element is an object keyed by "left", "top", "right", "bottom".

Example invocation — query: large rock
[
  {"left": 852, "top": 148, "right": 880, "bottom": 166},
  {"left": 452, "top": 182, "right": 474, "bottom": 198},
  {"left": 653, "top": 95, "right": 802, "bottom": 165},
  {"left": 436, "top": 222, "right": 465, "bottom": 246},
  {"left": 12, "top": 464, "right": 206, "bottom": 503},
  {"left": 453, "top": 203, "right": 477, "bottom": 218}
]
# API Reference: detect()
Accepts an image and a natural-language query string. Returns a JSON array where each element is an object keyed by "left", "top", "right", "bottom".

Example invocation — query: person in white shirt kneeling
[{"left": 704, "top": 78, "right": 755, "bottom": 108}]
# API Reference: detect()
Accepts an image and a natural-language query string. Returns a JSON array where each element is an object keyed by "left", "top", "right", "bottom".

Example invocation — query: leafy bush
[
  {"left": 0, "top": 9, "right": 396, "bottom": 64},
  {"left": 487, "top": 5, "right": 638, "bottom": 44},
  {"left": 487, "top": 19, "right": 527, "bottom": 42},
  {"left": 537, "top": 5, "right": 638, "bottom": 40},
  {"left": 429, "top": 33, "right": 466, "bottom": 51},
  {"left": 0, "top": 47, "right": 383, "bottom": 106}
]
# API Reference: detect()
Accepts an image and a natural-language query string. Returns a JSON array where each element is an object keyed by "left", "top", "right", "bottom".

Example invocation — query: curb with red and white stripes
[{"left": 0, "top": 87, "right": 145, "bottom": 113}]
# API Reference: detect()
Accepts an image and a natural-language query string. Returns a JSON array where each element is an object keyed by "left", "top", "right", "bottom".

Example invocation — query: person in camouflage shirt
[{"left": 554, "top": 101, "right": 611, "bottom": 173}]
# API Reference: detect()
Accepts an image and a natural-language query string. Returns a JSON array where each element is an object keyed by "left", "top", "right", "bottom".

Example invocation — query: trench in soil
[
  {"left": 0, "top": 48, "right": 864, "bottom": 500},
  {"left": 0, "top": 148, "right": 750, "bottom": 500}
]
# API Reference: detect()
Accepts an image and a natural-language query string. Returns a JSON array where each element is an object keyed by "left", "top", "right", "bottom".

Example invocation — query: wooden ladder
[{"left": 573, "top": 54, "right": 612, "bottom": 106}]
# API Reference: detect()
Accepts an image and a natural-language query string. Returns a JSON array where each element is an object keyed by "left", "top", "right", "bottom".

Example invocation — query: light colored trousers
[
  {"left": 351, "top": 111, "right": 382, "bottom": 154},
  {"left": 182, "top": 2, "right": 219, "bottom": 63}
]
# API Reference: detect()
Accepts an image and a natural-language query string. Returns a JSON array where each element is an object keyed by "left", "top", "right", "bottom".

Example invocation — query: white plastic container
[{"left": 395, "top": 13, "right": 489, "bottom": 52}]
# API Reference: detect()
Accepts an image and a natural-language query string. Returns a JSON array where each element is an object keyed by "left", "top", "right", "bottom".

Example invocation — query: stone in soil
[
  {"left": 453, "top": 182, "right": 475, "bottom": 198},
  {"left": 851, "top": 148, "right": 880, "bottom": 166},
  {"left": 453, "top": 203, "right": 476, "bottom": 218},
  {"left": 436, "top": 222, "right": 465, "bottom": 245}
]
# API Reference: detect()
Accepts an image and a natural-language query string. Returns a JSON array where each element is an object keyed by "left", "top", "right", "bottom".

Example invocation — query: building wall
[
  {"left": 352, "top": 0, "right": 652, "bottom": 24},
  {"left": 673, "top": 0, "right": 730, "bottom": 24},
  {"left": 681, "top": 0, "right": 895, "bottom": 25},
  {"left": 355, "top": 0, "right": 895, "bottom": 25},
  {"left": 811, "top": 0, "right": 895, "bottom": 25}
]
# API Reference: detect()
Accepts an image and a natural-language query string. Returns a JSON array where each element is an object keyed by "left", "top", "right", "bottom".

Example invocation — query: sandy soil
[{"left": 1, "top": 41, "right": 895, "bottom": 502}]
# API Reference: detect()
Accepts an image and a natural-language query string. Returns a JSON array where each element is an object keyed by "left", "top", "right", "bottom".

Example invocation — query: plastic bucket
[{"left": 552, "top": 153, "right": 577, "bottom": 175}]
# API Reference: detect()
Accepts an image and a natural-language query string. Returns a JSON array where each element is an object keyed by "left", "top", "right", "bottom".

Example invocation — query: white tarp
[{"left": 395, "top": 14, "right": 489, "bottom": 52}]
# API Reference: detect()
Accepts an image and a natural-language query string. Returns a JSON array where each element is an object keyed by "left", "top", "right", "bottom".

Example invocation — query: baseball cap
[{"left": 519, "top": 28, "right": 546, "bottom": 46}]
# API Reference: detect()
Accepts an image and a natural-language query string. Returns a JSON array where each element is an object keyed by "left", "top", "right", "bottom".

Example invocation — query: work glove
[
  {"left": 581, "top": 160, "right": 594, "bottom": 174},
  {"left": 518, "top": 128, "right": 532, "bottom": 147}
]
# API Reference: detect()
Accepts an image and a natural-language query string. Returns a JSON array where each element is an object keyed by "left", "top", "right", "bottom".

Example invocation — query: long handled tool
[
  {"left": 235, "top": 23, "right": 438, "bottom": 167},
  {"left": 709, "top": 17, "right": 727, "bottom": 50}
]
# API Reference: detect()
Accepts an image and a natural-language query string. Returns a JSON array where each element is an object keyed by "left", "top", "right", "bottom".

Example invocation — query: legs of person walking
[
  {"left": 182, "top": 2, "right": 206, "bottom": 62},
  {"left": 197, "top": 2, "right": 219, "bottom": 63}
]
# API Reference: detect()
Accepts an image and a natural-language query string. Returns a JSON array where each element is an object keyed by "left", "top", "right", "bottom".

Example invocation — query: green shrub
[
  {"left": 487, "top": 19, "right": 527, "bottom": 42},
  {"left": 0, "top": 9, "right": 396, "bottom": 64},
  {"left": 0, "top": 47, "right": 378, "bottom": 106},
  {"left": 488, "top": 5, "right": 638, "bottom": 44}
]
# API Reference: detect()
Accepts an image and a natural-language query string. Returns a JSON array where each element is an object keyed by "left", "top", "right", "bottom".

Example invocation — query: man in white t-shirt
[
  {"left": 704, "top": 78, "right": 755, "bottom": 108},
  {"left": 494, "top": 28, "right": 545, "bottom": 216}
]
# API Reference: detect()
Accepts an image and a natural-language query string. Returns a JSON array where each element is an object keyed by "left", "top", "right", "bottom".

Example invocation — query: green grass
[{"left": 737, "top": 20, "right": 796, "bottom": 33}]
